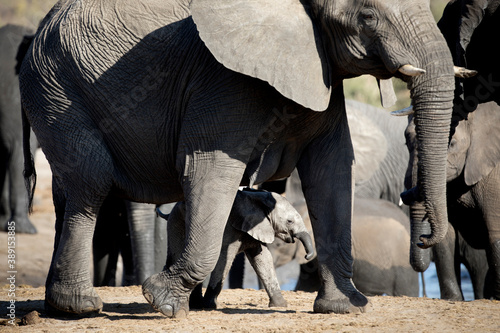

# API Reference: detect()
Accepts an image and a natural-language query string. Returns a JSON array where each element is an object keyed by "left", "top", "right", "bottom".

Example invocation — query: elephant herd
[{"left": 1, "top": 0, "right": 499, "bottom": 318}]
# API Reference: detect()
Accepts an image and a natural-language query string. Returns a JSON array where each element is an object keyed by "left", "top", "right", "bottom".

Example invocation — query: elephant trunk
[
  {"left": 403, "top": 12, "right": 455, "bottom": 249},
  {"left": 408, "top": 72, "right": 454, "bottom": 248},
  {"left": 296, "top": 231, "right": 315, "bottom": 261},
  {"left": 409, "top": 202, "right": 432, "bottom": 271}
]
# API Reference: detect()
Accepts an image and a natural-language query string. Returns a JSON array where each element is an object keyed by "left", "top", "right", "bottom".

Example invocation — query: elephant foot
[
  {"left": 268, "top": 292, "right": 287, "bottom": 308},
  {"left": 45, "top": 282, "right": 102, "bottom": 315},
  {"left": 1, "top": 218, "right": 37, "bottom": 234},
  {"left": 142, "top": 272, "right": 190, "bottom": 318},
  {"left": 313, "top": 289, "right": 370, "bottom": 314}
]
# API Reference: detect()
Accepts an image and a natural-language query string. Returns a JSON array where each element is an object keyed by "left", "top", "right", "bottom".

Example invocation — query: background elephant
[
  {"left": 92, "top": 199, "right": 171, "bottom": 287},
  {"left": 345, "top": 99, "right": 409, "bottom": 209},
  {"left": 351, "top": 198, "right": 418, "bottom": 297},
  {"left": 0, "top": 24, "right": 36, "bottom": 234},
  {"left": 160, "top": 189, "right": 314, "bottom": 309},
  {"left": 20, "top": 0, "right": 456, "bottom": 317},
  {"left": 404, "top": 101, "right": 500, "bottom": 300}
]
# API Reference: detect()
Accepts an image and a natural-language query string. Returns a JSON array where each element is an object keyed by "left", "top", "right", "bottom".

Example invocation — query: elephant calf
[{"left": 158, "top": 189, "right": 315, "bottom": 309}]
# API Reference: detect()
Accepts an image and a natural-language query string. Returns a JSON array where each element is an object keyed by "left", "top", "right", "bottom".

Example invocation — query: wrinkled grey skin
[
  {"left": 161, "top": 190, "right": 314, "bottom": 309},
  {"left": 281, "top": 172, "right": 418, "bottom": 296},
  {"left": 0, "top": 24, "right": 36, "bottom": 234},
  {"left": 405, "top": 102, "right": 500, "bottom": 300},
  {"left": 20, "top": 0, "right": 454, "bottom": 317}
]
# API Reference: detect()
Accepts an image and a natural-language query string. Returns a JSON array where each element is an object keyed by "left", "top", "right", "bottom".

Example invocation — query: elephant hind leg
[
  {"left": 44, "top": 136, "right": 116, "bottom": 314},
  {"left": 143, "top": 156, "right": 246, "bottom": 318},
  {"left": 45, "top": 197, "right": 107, "bottom": 315}
]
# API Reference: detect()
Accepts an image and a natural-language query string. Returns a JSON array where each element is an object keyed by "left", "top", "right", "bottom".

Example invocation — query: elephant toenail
[
  {"left": 159, "top": 304, "right": 174, "bottom": 317},
  {"left": 143, "top": 291, "right": 153, "bottom": 304}
]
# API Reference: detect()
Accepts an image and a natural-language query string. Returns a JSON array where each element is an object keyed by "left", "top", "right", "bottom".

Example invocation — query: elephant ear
[
  {"left": 346, "top": 104, "right": 387, "bottom": 184},
  {"left": 190, "top": 0, "right": 331, "bottom": 111},
  {"left": 231, "top": 191, "right": 276, "bottom": 244},
  {"left": 464, "top": 102, "right": 500, "bottom": 186}
]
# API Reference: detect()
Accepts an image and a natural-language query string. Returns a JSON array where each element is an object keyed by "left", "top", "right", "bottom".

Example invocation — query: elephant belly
[{"left": 243, "top": 146, "right": 298, "bottom": 186}]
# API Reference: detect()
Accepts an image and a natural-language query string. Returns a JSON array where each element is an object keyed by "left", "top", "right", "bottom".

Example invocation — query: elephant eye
[
  {"left": 360, "top": 9, "right": 378, "bottom": 28},
  {"left": 286, "top": 219, "right": 294, "bottom": 225},
  {"left": 449, "top": 139, "right": 457, "bottom": 150}
]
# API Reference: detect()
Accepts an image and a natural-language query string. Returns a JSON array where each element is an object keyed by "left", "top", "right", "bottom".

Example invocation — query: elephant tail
[
  {"left": 15, "top": 35, "right": 34, "bottom": 75},
  {"left": 22, "top": 105, "right": 36, "bottom": 214},
  {"left": 18, "top": 33, "right": 37, "bottom": 213}
]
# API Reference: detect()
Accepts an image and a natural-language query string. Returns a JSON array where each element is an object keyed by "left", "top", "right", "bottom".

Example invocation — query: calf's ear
[{"left": 231, "top": 191, "right": 276, "bottom": 244}]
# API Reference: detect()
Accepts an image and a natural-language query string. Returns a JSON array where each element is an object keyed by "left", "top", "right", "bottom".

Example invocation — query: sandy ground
[{"left": 1, "top": 152, "right": 499, "bottom": 332}]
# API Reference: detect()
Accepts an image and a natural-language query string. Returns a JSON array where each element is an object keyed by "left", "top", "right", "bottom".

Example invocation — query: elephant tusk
[
  {"left": 390, "top": 105, "right": 414, "bottom": 116},
  {"left": 398, "top": 64, "right": 426, "bottom": 76},
  {"left": 454, "top": 66, "right": 478, "bottom": 78}
]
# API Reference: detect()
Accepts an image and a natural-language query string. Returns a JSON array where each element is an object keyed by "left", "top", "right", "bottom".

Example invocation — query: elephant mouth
[{"left": 284, "top": 234, "right": 295, "bottom": 244}]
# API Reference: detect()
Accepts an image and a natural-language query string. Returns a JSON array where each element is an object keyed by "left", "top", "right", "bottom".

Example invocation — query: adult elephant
[
  {"left": 404, "top": 102, "right": 500, "bottom": 300},
  {"left": 0, "top": 24, "right": 36, "bottom": 234},
  {"left": 20, "top": 0, "right": 456, "bottom": 317}
]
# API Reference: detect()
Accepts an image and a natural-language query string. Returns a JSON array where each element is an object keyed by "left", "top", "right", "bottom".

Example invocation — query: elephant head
[
  {"left": 191, "top": 0, "right": 455, "bottom": 248},
  {"left": 231, "top": 190, "right": 315, "bottom": 261}
]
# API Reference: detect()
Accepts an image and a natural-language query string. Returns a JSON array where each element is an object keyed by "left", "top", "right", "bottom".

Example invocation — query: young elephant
[{"left": 158, "top": 189, "right": 315, "bottom": 309}]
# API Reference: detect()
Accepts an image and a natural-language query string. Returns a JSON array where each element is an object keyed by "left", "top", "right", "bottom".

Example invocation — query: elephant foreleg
[
  {"left": 296, "top": 101, "right": 369, "bottom": 314},
  {"left": 433, "top": 225, "right": 464, "bottom": 300},
  {"left": 245, "top": 244, "right": 287, "bottom": 308}
]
